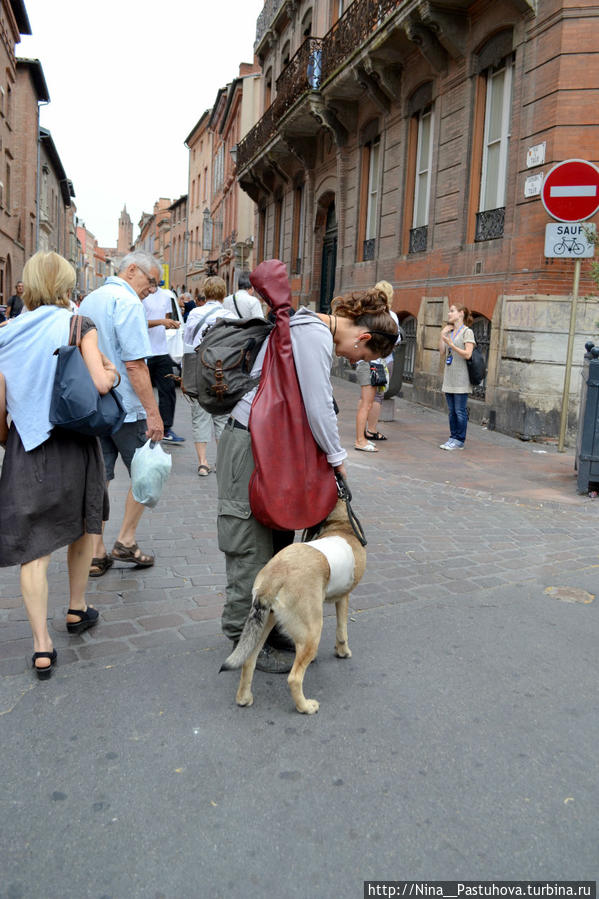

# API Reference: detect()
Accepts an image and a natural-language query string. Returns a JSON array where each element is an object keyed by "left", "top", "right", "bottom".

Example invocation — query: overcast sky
[{"left": 19, "top": 0, "right": 264, "bottom": 247}]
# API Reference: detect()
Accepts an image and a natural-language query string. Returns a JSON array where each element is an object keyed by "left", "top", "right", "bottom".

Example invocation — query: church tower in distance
[{"left": 117, "top": 205, "right": 133, "bottom": 255}]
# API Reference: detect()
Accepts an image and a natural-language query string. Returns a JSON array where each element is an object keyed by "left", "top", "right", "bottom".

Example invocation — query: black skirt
[{"left": 0, "top": 424, "right": 109, "bottom": 567}]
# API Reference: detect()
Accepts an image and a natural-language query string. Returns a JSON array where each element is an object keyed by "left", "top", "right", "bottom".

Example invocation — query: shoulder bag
[{"left": 49, "top": 315, "right": 126, "bottom": 437}]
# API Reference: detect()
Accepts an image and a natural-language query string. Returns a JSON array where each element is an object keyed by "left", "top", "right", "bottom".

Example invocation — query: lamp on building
[{"left": 229, "top": 144, "right": 238, "bottom": 165}]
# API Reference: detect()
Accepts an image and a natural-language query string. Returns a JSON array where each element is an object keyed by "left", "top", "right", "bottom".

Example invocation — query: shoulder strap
[
  {"left": 69, "top": 314, "right": 82, "bottom": 347},
  {"left": 232, "top": 293, "right": 242, "bottom": 318},
  {"left": 191, "top": 308, "right": 216, "bottom": 342}
]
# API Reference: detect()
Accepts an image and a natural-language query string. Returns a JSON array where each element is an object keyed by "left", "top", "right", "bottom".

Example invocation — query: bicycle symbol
[{"left": 553, "top": 235, "right": 586, "bottom": 255}]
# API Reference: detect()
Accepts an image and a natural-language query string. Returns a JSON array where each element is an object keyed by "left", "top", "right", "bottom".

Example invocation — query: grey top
[
  {"left": 231, "top": 306, "right": 346, "bottom": 466},
  {"left": 441, "top": 325, "right": 475, "bottom": 394}
]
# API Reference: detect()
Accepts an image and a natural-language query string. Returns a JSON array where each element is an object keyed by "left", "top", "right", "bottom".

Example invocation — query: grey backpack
[{"left": 185, "top": 316, "right": 273, "bottom": 415}]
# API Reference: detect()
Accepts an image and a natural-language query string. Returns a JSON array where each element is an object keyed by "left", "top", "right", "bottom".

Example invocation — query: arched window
[
  {"left": 302, "top": 8, "right": 313, "bottom": 37},
  {"left": 281, "top": 40, "right": 291, "bottom": 69},
  {"left": 264, "top": 68, "right": 273, "bottom": 108},
  {"left": 471, "top": 315, "right": 491, "bottom": 399},
  {"left": 400, "top": 315, "right": 417, "bottom": 382}
]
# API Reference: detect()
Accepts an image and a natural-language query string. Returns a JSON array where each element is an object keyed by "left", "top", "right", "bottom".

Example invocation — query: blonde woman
[
  {"left": 0, "top": 252, "right": 117, "bottom": 678},
  {"left": 364, "top": 280, "right": 401, "bottom": 442}
]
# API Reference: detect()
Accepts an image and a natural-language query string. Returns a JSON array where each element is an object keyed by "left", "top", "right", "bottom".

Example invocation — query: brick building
[
  {"left": 0, "top": 0, "right": 32, "bottom": 304},
  {"left": 38, "top": 126, "right": 76, "bottom": 262},
  {"left": 185, "top": 111, "right": 213, "bottom": 298},
  {"left": 168, "top": 194, "right": 188, "bottom": 293},
  {"left": 134, "top": 197, "right": 172, "bottom": 272},
  {"left": 238, "top": 0, "right": 599, "bottom": 442},
  {"left": 208, "top": 63, "right": 262, "bottom": 291}
]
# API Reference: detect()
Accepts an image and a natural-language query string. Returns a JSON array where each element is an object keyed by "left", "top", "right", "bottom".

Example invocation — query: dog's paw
[
  {"left": 297, "top": 698, "right": 320, "bottom": 715},
  {"left": 335, "top": 644, "right": 352, "bottom": 658},
  {"left": 236, "top": 692, "right": 254, "bottom": 707}
]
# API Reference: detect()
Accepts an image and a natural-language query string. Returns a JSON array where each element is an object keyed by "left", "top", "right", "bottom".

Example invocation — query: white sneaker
[{"left": 439, "top": 439, "right": 454, "bottom": 450}]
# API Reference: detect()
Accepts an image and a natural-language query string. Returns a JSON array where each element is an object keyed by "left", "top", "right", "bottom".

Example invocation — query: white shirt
[
  {"left": 223, "top": 289, "right": 264, "bottom": 320},
  {"left": 183, "top": 301, "right": 237, "bottom": 352},
  {"left": 143, "top": 287, "right": 172, "bottom": 356}
]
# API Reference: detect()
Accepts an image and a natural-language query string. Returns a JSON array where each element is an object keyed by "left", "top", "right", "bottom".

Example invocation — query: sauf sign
[{"left": 544, "top": 222, "right": 596, "bottom": 258}]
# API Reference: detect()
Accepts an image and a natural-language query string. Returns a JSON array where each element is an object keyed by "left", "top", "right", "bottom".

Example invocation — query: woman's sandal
[
  {"left": 110, "top": 541, "right": 154, "bottom": 568},
  {"left": 354, "top": 442, "right": 378, "bottom": 453},
  {"left": 365, "top": 429, "right": 387, "bottom": 441},
  {"left": 32, "top": 649, "right": 57, "bottom": 680},
  {"left": 198, "top": 464, "right": 211, "bottom": 477},
  {"left": 66, "top": 606, "right": 99, "bottom": 635},
  {"left": 89, "top": 555, "right": 114, "bottom": 578}
]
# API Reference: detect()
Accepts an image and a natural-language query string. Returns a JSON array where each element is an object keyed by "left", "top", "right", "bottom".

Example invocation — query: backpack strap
[
  {"left": 190, "top": 308, "right": 216, "bottom": 344},
  {"left": 232, "top": 293, "right": 242, "bottom": 318}
]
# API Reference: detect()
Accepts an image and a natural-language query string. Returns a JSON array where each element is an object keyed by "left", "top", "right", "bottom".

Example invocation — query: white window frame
[
  {"left": 412, "top": 106, "right": 434, "bottom": 228},
  {"left": 365, "top": 137, "right": 380, "bottom": 241},
  {"left": 479, "top": 59, "right": 513, "bottom": 212}
]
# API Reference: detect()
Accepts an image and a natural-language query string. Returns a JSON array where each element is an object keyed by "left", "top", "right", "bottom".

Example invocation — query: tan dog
[{"left": 220, "top": 498, "right": 367, "bottom": 714}]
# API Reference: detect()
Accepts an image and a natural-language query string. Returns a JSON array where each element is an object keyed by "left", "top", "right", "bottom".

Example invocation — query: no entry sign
[{"left": 542, "top": 158, "right": 599, "bottom": 222}]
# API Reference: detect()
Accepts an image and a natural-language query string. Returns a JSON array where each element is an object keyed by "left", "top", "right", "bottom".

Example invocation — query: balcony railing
[
  {"left": 321, "top": 0, "right": 401, "bottom": 84},
  {"left": 237, "top": 37, "right": 323, "bottom": 171},
  {"left": 240, "top": 0, "right": 403, "bottom": 172}
]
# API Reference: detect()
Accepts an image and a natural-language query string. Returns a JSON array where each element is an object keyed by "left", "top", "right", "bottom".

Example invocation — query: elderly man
[
  {"left": 222, "top": 273, "right": 264, "bottom": 320},
  {"left": 80, "top": 251, "right": 163, "bottom": 576}
]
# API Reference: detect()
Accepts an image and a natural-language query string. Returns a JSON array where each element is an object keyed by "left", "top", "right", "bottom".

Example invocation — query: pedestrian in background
[
  {"left": 6, "top": 281, "right": 24, "bottom": 319},
  {"left": 364, "top": 279, "right": 402, "bottom": 443},
  {"left": 223, "top": 272, "right": 264, "bottom": 319},
  {"left": 80, "top": 251, "right": 163, "bottom": 575},
  {"left": 438, "top": 302, "right": 475, "bottom": 451},
  {"left": 143, "top": 283, "right": 185, "bottom": 445},
  {"left": 180, "top": 291, "right": 196, "bottom": 322},
  {"left": 0, "top": 252, "right": 117, "bottom": 678},
  {"left": 183, "top": 276, "right": 236, "bottom": 476}
]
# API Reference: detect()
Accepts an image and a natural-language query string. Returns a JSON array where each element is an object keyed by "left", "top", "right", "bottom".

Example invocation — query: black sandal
[
  {"left": 66, "top": 606, "right": 99, "bottom": 635},
  {"left": 364, "top": 429, "right": 387, "bottom": 441},
  {"left": 32, "top": 649, "right": 57, "bottom": 680}
]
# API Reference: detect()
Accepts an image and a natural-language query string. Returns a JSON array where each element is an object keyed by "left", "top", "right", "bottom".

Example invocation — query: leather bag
[
  {"left": 248, "top": 259, "right": 338, "bottom": 530},
  {"left": 49, "top": 315, "right": 126, "bottom": 437}
]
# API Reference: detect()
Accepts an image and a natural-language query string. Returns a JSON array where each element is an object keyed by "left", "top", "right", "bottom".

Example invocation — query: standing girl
[{"left": 438, "top": 302, "right": 475, "bottom": 450}]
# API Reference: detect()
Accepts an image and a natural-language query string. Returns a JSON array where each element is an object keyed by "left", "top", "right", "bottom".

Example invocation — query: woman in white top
[{"left": 438, "top": 302, "right": 475, "bottom": 450}]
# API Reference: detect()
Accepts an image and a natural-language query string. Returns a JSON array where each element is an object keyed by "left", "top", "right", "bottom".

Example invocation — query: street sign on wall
[
  {"left": 541, "top": 159, "right": 599, "bottom": 222},
  {"left": 544, "top": 222, "right": 596, "bottom": 258}
]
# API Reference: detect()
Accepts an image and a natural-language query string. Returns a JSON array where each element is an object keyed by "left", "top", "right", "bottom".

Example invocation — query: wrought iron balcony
[
  {"left": 475, "top": 207, "right": 505, "bottom": 241},
  {"left": 321, "top": 0, "right": 402, "bottom": 84},
  {"left": 409, "top": 226, "right": 428, "bottom": 254},
  {"left": 363, "top": 238, "right": 376, "bottom": 261},
  {"left": 237, "top": 37, "right": 323, "bottom": 171}
]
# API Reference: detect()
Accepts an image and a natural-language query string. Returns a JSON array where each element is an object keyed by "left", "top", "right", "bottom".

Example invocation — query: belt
[{"left": 227, "top": 417, "right": 249, "bottom": 431}]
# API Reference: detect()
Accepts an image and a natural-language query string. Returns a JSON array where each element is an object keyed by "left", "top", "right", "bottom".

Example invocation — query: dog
[{"left": 220, "top": 497, "right": 367, "bottom": 715}]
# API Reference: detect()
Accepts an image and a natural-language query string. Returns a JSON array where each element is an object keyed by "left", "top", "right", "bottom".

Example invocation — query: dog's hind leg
[
  {"left": 287, "top": 611, "right": 323, "bottom": 715},
  {"left": 236, "top": 611, "right": 275, "bottom": 707},
  {"left": 334, "top": 594, "right": 352, "bottom": 658}
]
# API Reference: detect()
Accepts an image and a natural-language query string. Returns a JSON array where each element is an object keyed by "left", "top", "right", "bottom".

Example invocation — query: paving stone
[
  {"left": 128, "top": 631, "right": 185, "bottom": 650},
  {"left": 76, "top": 641, "right": 131, "bottom": 661},
  {"left": 138, "top": 613, "right": 187, "bottom": 631}
]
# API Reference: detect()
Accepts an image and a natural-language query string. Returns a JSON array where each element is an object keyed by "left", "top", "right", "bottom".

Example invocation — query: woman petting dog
[{"left": 216, "top": 274, "right": 398, "bottom": 676}]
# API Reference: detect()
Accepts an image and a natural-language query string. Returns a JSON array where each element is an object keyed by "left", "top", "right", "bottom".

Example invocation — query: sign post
[{"left": 542, "top": 159, "right": 599, "bottom": 452}]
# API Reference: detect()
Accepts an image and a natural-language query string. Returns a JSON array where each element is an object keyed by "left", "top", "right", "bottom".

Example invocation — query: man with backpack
[
  {"left": 183, "top": 276, "right": 236, "bottom": 476},
  {"left": 223, "top": 273, "right": 264, "bottom": 320}
]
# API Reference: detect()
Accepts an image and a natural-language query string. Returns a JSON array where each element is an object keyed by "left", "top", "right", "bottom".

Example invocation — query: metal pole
[{"left": 558, "top": 257, "right": 582, "bottom": 452}]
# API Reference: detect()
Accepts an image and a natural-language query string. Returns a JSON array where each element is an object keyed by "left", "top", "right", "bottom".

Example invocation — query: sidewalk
[{"left": 1, "top": 380, "right": 598, "bottom": 893}]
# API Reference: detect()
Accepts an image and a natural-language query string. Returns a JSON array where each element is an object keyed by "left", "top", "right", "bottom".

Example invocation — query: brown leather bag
[{"left": 248, "top": 260, "right": 338, "bottom": 530}]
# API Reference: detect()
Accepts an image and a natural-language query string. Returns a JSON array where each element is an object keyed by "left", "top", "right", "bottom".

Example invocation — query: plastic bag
[{"left": 130, "top": 439, "right": 172, "bottom": 508}]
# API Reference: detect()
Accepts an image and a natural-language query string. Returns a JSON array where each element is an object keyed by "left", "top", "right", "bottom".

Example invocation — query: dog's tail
[{"left": 219, "top": 586, "right": 273, "bottom": 672}]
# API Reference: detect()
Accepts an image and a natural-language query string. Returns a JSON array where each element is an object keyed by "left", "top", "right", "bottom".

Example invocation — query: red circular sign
[{"left": 542, "top": 158, "right": 599, "bottom": 222}]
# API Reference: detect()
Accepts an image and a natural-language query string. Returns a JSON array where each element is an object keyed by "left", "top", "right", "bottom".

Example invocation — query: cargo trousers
[{"left": 216, "top": 420, "right": 274, "bottom": 642}]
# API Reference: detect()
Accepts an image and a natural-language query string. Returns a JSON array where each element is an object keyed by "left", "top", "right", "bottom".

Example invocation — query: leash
[{"left": 301, "top": 472, "right": 367, "bottom": 547}]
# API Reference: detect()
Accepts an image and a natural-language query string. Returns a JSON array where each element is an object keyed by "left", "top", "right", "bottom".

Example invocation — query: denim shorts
[{"left": 99, "top": 419, "right": 147, "bottom": 481}]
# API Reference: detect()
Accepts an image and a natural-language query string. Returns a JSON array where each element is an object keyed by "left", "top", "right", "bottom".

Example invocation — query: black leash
[{"left": 301, "top": 472, "right": 367, "bottom": 547}]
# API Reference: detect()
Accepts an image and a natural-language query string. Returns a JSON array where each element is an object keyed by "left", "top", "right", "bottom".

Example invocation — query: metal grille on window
[
  {"left": 475, "top": 207, "right": 505, "bottom": 241},
  {"left": 363, "top": 238, "right": 375, "bottom": 261},
  {"left": 471, "top": 316, "right": 490, "bottom": 400},
  {"left": 409, "top": 226, "right": 427, "bottom": 254},
  {"left": 401, "top": 315, "right": 416, "bottom": 383}
]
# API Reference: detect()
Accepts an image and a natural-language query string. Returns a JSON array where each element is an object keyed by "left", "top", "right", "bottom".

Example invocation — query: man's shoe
[
  {"left": 162, "top": 429, "right": 185, "bottom": 444},
  {"left": 266, "top": 629, "right": 295, "bottom": 653},
  {"left": 439, "top": 439, "right": 455, "bottom": 450},
  {"left": 255, "top": 644, "right": 294, "bottom": 674}
]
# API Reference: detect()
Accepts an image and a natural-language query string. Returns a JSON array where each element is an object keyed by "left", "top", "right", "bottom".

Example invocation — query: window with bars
[
  {"left": 471, "top": 316, "right": 491, "bottom": 399},
  {"left": 475, "top": 58, "right": 513, "bottom": 241},
  {"left": 401, "top": 315, "right": 417, "bottom": 382}
]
